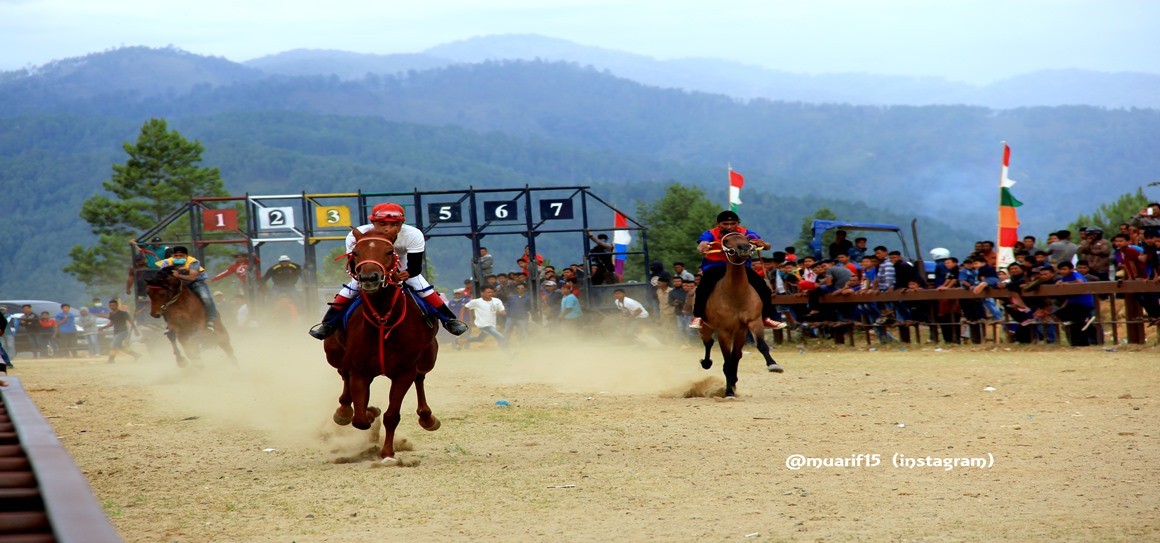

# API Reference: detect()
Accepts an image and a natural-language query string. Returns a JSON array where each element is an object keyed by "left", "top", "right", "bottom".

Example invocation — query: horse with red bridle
[
  {"left": 698, "top": 232, "right": 783, "bottom": 398},
  {"left": 145, "top": 268, "right": 237, "bottom": 367},
  {"left": 324, "top": 227, "right": 441, "bottom": 464}
]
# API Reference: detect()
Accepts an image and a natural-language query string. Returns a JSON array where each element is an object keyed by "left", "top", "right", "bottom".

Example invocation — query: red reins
[{"left": 349, "top": 235, "right": 406, "bottom": 376}]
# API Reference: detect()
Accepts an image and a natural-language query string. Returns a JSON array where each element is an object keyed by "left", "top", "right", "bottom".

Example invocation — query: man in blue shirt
[
  {"left": 503, "top": 283, "right": 533, "bottom": 343},
  {"left": 558, "top": 283, "right": 582, "bottom": 331},
  {"left": 689, "top": 210, "right": 782, "bottom": 330},
  {"left": 54, "top": 304, "right": 79, "bottom": 358},
  {"left": 1054, "top": 261, "right": 1095, "bottom": 347}
]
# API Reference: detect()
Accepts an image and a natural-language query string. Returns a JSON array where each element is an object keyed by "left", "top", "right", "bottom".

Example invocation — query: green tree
[
  {"left": 65, "top": 118, "right": 227, "bottom": 292},
  {"left": 1067, "top": 187, "right": 1150, "bottom": 234},
  {"left": 632, "top": 183, "right": 719, "bottom": 275},
  {"left": 795, "top": 207, "right": 838, "bottom": 256}
]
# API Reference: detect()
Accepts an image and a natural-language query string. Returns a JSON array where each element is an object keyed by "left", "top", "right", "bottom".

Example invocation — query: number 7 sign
[{"left": 202, "top": 209, "right": 238, "bottom": 231}]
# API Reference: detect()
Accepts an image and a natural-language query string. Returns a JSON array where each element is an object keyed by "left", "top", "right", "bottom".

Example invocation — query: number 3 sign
[{"left": 202, "top": 209, "right": 238, "bottom": 231}]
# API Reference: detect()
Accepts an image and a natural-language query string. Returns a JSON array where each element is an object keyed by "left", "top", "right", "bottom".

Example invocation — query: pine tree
[{"left": 65, "top": 118, "right": 227, "bottom": 292}]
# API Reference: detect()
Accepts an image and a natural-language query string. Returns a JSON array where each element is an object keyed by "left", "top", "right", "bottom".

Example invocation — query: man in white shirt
[
  {"left": 464, "top": 286, "right": 507, "bottom": 349},
  {"left": 309, "top": 202, "right": 469, "bottom": 339},
  {"left": 613, "top": 288, "right": 649, "bottom": 337}
]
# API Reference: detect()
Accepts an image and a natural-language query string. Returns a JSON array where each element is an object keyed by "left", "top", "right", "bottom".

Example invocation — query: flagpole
[
  {"left": 997, "top": 141, "right": 1005, "bottom": 267},
  {"left": 727, "top": 163, "right": 732, "bottom": 210}
]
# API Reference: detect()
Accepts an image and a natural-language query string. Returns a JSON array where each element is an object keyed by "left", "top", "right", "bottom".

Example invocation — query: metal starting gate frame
[{"left": 133, "top": 186, "right": 649, "bottom": 314}]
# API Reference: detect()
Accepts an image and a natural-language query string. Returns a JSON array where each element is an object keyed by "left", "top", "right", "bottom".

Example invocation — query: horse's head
[
  {"left": 145, "top": 267, "right": 182, "bottom": 318},
  {"left": 720, "top": 232, "right": 755, "bottom": 264},
  {"left": 349, "top": 227, "right": 399, "bottom": 293}
]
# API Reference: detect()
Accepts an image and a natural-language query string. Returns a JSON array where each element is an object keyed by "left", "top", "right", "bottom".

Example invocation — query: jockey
[
  {"left": 155, "top": 245, "right": 221, "bottom": 332},
  {"left": 308, "top": 202, "right": 470, "bottom": 340},
  {"left": 689, "top": 210, "right": 785, "bottom": 330}
]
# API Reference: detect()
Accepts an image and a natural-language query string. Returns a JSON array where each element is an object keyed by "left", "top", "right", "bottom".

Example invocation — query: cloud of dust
[{"left": 120, "top": 326, "right": 727, "bottom": 454}]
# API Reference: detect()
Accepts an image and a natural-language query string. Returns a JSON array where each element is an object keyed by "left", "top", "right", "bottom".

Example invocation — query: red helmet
[{"left": 369, "top": 202, "right": 405, "bottom": 222}]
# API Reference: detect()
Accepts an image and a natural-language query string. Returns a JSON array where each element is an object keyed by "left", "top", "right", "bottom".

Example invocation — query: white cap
[
  {"left": 929, "top": 247, "right": 951, "bottom": 260},
  {"left": 279, "top": 255, "right": 291, "bottom": 262}
]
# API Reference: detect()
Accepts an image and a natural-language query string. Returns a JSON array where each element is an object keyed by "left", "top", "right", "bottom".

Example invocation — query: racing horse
[
  {"left": 698, "top": 232, "right": 783, "bottom": 397},
  {"left": 324, "top": 227, "right": 441, "bottom": 464},
  {"left": 145, "top": 268, "right": 237, "bottom": 367}
]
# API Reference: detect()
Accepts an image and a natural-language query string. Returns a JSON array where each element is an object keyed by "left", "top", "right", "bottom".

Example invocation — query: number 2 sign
[
  {"left": 202, "top": 209, "right": 238, "bottom": 231},
  {"left": 258, "top": 207, "right": 296, "bottom": 230}
]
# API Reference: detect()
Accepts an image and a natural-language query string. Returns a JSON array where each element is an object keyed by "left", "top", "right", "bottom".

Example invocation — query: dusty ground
[{"left": 9, "top": 327, "right": 1159, "bottom": 543}]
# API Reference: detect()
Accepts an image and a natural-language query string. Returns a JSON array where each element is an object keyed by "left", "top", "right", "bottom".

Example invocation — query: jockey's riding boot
[
  {"left": 689, "top": 317, "right": 703, "bottom": 329},
  {"left": 763, "top": 317, "right": 788, "bottom": 330},
  {"left": 309, "top": 299, "right": 350, "bottom": 340},
  {"left": 434, "top": 305, "right": 469, "bottom": 336}
]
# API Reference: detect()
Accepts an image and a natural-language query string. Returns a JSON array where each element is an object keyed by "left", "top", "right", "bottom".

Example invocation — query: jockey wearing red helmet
[{"left": 308, "top": 202, "right": 469, "bottom": 339}]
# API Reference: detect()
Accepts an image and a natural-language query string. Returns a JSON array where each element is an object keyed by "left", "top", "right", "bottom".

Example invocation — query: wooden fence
[{"left": 769, "top": 280, "right": 1160, "bottom": 346}]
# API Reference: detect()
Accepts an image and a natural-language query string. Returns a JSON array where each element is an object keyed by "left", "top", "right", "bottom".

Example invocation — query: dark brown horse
[
  {"left": 324, "top": 227, "right": 441, "bottom": 464},
  {"left": 698, "top": 232, "right": 783, "bottom": 397},
  {"left": 145, "top": 269, "right": 236, "bottom": 367}
]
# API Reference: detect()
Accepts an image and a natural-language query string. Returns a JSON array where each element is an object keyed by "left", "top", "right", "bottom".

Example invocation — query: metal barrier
[
  {"left": 0, "top": 377, "right": 122, "bottom": 543},
  {"left": 769, "top": 280, "right": 1160, "bottom": 346}
]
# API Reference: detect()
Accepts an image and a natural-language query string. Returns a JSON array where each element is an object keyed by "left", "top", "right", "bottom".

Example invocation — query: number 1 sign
[{"left": 202, "top": 209, "right": 238, "bottom": 231}]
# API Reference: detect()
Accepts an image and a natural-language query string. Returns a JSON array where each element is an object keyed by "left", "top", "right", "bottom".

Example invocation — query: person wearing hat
[
  {"left": 156, "top": 246, "right": 222, "bottom": 332},
  {"left": 130, "top": 236, "right": 171, "bottom": 270},
  {"left": 689, "top": 210, "right": 784, "bottom": 330},
  {"left": 263, "top": 255, "right": 303, "bottom": 298},
  {"left": 309, "top": 202, "right": 469, "bottom": 340}
]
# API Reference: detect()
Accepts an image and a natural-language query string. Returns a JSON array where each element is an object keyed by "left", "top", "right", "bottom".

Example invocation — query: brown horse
[
  {"left": 145, "top": 269, "right": 236, "bottom": 367},
  {"left": 698, "top": 232, "right": 783, "bottom": 397},
  {"left": 324, "top": 227, "right": 441, "bottom": 464}
]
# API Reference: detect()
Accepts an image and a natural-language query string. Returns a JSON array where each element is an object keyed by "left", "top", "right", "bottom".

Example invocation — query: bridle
[
  {"left": 347, "top": 236, "right": 401, "bottom": 290},
  {"left": 146, "top": 275, "right": 183, "bottom": 314},
  {"left": 347, "top": 235, "right": 407, "bottom": 376},
  {"left": 720, "top": 232, "right": 755, "bottom": 266}
]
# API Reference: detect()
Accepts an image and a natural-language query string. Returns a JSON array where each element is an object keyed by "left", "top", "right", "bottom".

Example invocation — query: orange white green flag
[{"left": 997, "top": 143, "right": 1022, "bottom": 270}]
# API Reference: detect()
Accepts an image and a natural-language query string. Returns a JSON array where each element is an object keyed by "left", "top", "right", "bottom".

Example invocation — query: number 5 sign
[
  {"left": 483, "top": 200, "right": 518, "bottom": 221},
  {"left": 202, "top": 209, "right": 238, "bottom": 231},
  {"left": 259, "top": 207, "right": 296, "bottom": 230}
]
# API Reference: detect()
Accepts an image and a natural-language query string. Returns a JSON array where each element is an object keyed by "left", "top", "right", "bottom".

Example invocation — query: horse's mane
[{"left": 145, "top": 267, "right": 177, "bottom": 287}]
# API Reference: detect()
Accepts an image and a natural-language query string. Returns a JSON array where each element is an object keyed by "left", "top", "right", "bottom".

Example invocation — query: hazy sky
[{"left": 3, "top": 0, "right": 1158, "bottom": 83}]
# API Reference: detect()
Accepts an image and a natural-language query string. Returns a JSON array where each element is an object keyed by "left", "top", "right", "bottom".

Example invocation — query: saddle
[{"left": 335, "top": 287, "right": 441, "bottom": 332}]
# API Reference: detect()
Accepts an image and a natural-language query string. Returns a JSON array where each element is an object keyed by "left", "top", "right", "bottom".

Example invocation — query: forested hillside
[
  {"left": 0, "top": 112, "right": 975, "bottom": 301},
  {"left": 1, "top": 47, "right": 1156, "bottom": 301}
]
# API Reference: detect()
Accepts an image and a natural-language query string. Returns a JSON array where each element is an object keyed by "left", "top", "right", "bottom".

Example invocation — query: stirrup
[
  {"left": 763, "top": 318, "right": 787, "bottom": 330},
  {"left": 689, "top": 317, "right": 703, "bottom": 329}
]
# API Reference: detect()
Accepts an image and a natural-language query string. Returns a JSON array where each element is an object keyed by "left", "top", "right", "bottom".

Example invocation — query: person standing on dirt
[
  {"left": 263, "top": 255, "right": 302, "bottom": 299},
  {"left": 99, "top": 300, "right": 141, "bottom": 364}
]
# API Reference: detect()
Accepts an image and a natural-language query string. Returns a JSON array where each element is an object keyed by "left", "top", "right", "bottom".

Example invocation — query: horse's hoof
[
  {"left": 367, "top": 406, "right": 382, "bottom": 420},
  {"left": 767, "top": 363, "right": 784, "bottom": 373},
  {"left": 176, "top": 358, "right": 188, "bottom": 368},
  {"left": 421, "top": 417, "right": 441, "bottom": 432},
  {"left": 379, "top": 456, "right": 399, "bottom": 465},
  {"left": 700, "top": 359, "right": 712, "bottom": 370},
  {"left": 333, "top": 413, "right": 353, "bottom": 426}
]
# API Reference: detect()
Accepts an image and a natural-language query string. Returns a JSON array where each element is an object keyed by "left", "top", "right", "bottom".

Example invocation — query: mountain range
[{"left": 1, "top": 37, "right": 1157, "bottom": 301}]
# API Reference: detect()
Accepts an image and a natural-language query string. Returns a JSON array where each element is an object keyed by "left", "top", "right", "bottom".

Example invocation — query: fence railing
[
  {"left": 769, "top": 280, "right": 1160, "bottom": 346},
  {"left": 0, "top": 377, "right": 122, "bottom": 542}
]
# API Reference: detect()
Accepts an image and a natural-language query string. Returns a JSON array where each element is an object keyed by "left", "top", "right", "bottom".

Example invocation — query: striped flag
[
  {"left": 613, "top": 211, "right": 631, "bottom": 280},
  {"left": 997, "top": 143, "right": 1022, "bottom": 270},
  {"left": 729, "top": 168, "right": 744, "bottom": 212}
]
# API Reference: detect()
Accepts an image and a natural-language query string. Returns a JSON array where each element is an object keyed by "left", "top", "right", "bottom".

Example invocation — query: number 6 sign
[{"left": 483, "top": 200, "right": 518, "bottom": 221}]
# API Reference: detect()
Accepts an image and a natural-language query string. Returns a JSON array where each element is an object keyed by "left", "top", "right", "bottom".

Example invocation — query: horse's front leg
[
  {"left": 721, "top": 333, "right": 746, "bottom": 397},
  {"left": 749, "top": 322, "right": 783, "bottom": 373},
  {"left": 414, "top": 372, "right": 440, "bottom": 432},
  {"left": 215, "top": 327, "right": 238, "bottom": 366},
  {"left": 699, "top": 328, "right": 715, "bottom": 370},
  {"left": 379, "top": 375, "right": 415, "bottom": 464},
  {"left": 349, "top": 373, "right": 377, "bottom": 430},
  {"left": 165, "top": 328, "right": 187, "bottom": 368},
  {"left": 333, "top": 371, "right": 354, "bottom": 425}
]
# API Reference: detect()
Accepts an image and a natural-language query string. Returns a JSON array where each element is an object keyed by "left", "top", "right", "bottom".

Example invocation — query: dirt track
[{"left": 11, "top": 329, "right": 1160, "bottom": 542}]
